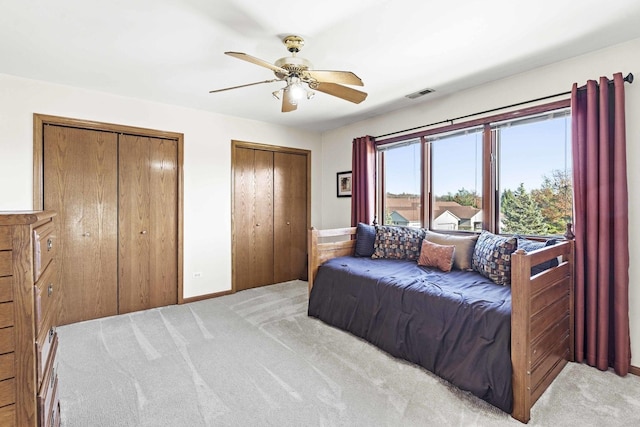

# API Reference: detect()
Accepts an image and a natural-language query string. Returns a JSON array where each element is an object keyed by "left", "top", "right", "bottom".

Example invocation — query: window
[
  {"left": 376, "top": 101, "right": 572, "bottom": 237},
  {"left": 379, "top": 139, "right": 422, "bottom": 227},
  {"left": 497, "top": 111, "right": 572, "bottom": 236},
  {"left": 430, "top": 128, "right": 483, "bottom": 232}
]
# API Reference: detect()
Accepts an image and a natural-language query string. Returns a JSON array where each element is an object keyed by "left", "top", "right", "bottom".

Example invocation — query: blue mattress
[{"left": 308, "top": 256, "right": 513, "bottom": 413}]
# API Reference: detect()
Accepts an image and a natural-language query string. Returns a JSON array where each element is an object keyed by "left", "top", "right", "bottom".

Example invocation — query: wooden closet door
[
  {"left": 273, "top": 152, "right": 308, "bottom": 282},
  {"left": 118, "top": 135, "right": 178, "bottom": 313},
  {"left": 43, "top": 125, "right": 118, "bottom": 325},
  {"left": 233, "top": 147, "right": 274, "bottom": 290},
  {"left": 148, "top": 137, "right": 178, "bottom": 308}
]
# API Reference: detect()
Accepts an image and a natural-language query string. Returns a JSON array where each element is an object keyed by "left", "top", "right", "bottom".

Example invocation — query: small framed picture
[{"left": 337, "top": 171, "right": 352, "bottom": 197}]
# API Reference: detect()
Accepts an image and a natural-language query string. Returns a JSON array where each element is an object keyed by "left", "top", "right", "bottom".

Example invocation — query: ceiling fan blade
[
  {"left": 225, "top": 52, "right": 290, "bottom": 76},
  {"left": 282, "top": 89, "right": 298, "bottom": 113},
  {"left": 209, "top": 79, "right": 280, "bottom": 93},
  {"left": 314, "top": 82, "right": 368, "bottom": 104},
  {"left": 306, "top": 70, "right": 363, "bottom": 86}
]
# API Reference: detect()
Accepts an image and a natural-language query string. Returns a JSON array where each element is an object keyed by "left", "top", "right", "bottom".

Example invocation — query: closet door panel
[
  {"left": 118, "top": 134, "right": 151, "bottom": 314},
  {"left": 233, "top": 147, "right": 256, "bottom": 291},
  {"left": 273, "top": 152, "right": 307, "bottom": 282},
  {"left": 148, "top": 137, "right": 178, "bottom": 308},
  {"left": 288, "top": 153, "right": 308, "bottom": 280},
  {"left": 253, "top": 150, "right": 275, "bottom": 287},
  {"left": 43, "top": 125, "right": 118, "bottom": 325},
  {"left": 233, "top": 147, "right": 274, "bottom": 290}
]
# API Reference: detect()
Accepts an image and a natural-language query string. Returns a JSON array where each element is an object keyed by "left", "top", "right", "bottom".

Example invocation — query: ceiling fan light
[
  {"left": 289, "top": 82, "right": 306, "bottom": 101},
  {"left": 307, "top": 90, "right": 315, "bottom": 100},
  {"left": 272, "top": 90, "right": 281, "bottom": 100}
]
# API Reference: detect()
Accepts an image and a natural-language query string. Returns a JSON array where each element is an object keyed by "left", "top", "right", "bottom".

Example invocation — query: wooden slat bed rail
[
  {"left": 511, "top": 239, "right": 574, "bottom": 423},
  {"left": 307, "top": 226, "right": 575, "bottom": 424}
]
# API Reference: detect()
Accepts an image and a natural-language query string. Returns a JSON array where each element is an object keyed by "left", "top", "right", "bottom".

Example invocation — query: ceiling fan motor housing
[
  {"left": 283, "top": 35, "right": 305, "bottom": 52},
  {"left": 274, "top": 56, "right": 313, "bottom": 79}
]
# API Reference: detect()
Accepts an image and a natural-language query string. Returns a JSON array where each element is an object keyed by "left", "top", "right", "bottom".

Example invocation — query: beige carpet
[{"left": 57, "top": 280, "right": 640, "bottom": 426}]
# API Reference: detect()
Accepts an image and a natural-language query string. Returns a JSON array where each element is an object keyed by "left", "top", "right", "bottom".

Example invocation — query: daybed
[{"left": 307, "top": 225, "right": 574, "bottom": 423}]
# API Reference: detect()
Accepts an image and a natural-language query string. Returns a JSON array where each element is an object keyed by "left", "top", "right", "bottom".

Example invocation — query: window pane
[
  {"left": 498, "top": 111, "right": 572, "bottom": 236},
  {"left": 381, "top": 142, "right": 422, "bottom": 227},
  {"left": 431, "top": 130, "right": 483, "bottom": 231}
]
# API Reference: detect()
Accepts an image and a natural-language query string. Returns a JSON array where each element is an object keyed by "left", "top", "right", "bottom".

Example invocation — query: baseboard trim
[
  {"left": 630, "top": 365, "right": 640, "bottom": 376},
  {"left": 182, "top": 289, "right": 234, "bottom": 303}
]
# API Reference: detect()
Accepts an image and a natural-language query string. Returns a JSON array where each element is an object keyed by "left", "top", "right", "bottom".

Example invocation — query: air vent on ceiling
[{"left": 405, "top": 88, "right": 435, "bottom": 99}]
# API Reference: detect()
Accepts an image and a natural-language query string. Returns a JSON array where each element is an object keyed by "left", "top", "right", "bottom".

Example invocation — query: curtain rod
[{"left": 375, "top": 72, "right": 634, "bottom": 139}]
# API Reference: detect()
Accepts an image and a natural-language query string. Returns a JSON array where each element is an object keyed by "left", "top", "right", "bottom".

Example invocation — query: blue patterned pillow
[
  {"left": 472, "top": 231, "right": 518, "bottom": 285},
  {"left": 354, "top": 223, "right": 376, "bottom": 257},
  {"left": 372, "top": 225, "right": 426, "bottom": 260},
  {"left": 514, "top": 236, "right": 559, "bottom": 275}
]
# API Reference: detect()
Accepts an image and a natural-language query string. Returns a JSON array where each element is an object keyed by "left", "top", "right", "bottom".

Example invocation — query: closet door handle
[
  {"left": 256, "top": 223, "right": 260, "bottom": 227},
  {"left": 140, "top": 230, "right": 148, "bottom": 235}
]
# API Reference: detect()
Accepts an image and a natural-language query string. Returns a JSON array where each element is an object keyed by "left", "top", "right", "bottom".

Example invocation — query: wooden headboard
[{"left": 307, "top": 227, "right": 357, "bottom": 292}]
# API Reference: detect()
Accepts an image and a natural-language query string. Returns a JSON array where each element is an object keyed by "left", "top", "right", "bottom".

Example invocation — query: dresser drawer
[
  {"left": 39, "top": 378, "right": 59, "bottom": 427},
  {"left": 0, "top": 327, "right": 14, "bottom": 354},
  {"left": 36, "top": 326, "right": 57, "bottom": 387},
  {"left": 38, "top": 377, "right": 60, "bottom": 427},
  {"left": 0, "top": 276, "right": 13, "bottom": 303},
  {"left": 33, "top": 220, "right": 56, "bottom": 282},
  {"left": 48, "top": 389, "right": 60, "bottom": 427},
  {"left": 0, "top": 377, "right": 16, "bottom": 407},
  {"left": 0, "top": 229, "right": 10, "bottom": 251},
  {"left": 0, "top": 301, "right": 14, "bottom": 329},
  {"left": 0, "top": 352, "right": 15, "bottom": 382},
  {"left": 0, "top": 403, "right": 15, "bottom": 427},
  {"left": 0, "top": 251, "right": 11, "bottom": 278},
  {"left": 34, "top": 262, "right": 58, "bottom": 335},
  {"left": 38, "top": 336, "right": 58, "bottom": 427}
]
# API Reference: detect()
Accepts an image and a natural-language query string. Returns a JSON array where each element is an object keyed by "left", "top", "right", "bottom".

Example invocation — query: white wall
[
  {"left": 0, "top": 74, "right": 322, "bottom": 298},
  {"left": 320, "top": 38, "right": 640, "bottom": 367}
]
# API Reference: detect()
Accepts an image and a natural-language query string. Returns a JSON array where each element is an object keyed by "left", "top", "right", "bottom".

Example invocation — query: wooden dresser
[{"left": 0, "top": 211, "right": 60, "bottom": 427}]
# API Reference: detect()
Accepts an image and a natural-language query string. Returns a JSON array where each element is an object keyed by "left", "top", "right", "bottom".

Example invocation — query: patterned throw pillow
[
  {"left": 372, "top": 225, "right": 426, "bottom": 260},
  {"left": 472, "top": 230, "right": 518, "bottom": 285},
  {"left": 418, "top": 239, "right": 456, "bottom": 272}
]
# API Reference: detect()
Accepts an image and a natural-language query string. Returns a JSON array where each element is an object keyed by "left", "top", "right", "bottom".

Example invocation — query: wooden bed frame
[{"left": 307, "top": 227, "right": 575, "bottom": 424}]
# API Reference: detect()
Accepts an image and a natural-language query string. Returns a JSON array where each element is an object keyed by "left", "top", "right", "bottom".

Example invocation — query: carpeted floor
[{"left": 57, "top": 280, "right": 640, "bottom": 426}]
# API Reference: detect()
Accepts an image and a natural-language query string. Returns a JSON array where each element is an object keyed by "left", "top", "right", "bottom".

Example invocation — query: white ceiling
[{"left": 1, "top": 0, "right": 640, "bottom": 132}]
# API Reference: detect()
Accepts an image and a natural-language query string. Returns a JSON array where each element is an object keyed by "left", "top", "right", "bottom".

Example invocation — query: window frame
[
  {"left": 377, "top": 138, "right": 425, "bottom": 227},
  {"left": 376, "top": 99, "right": 571, "bottom": 235}
]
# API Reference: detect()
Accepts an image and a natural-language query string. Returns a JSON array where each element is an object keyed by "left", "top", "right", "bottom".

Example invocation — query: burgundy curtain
[
  {"left": 351, "top": 135, "right": 376, "bottom": 226},
  {"left": 571, "top": 72, "right": 631, "bottom": 375}
]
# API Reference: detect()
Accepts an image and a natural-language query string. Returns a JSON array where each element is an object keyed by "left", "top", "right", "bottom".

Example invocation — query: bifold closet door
[
  {"left": 118, "top": 134, "right": 178, "bottom": 313},
  {"left": 233, "top": 147, "right": 275, "bottom": 291},
  {"left": 273, "top": 152, "right": 307, "bottom": 282},
  {"left": 43, "top": 125, "right": 119, "bottom": 324}
]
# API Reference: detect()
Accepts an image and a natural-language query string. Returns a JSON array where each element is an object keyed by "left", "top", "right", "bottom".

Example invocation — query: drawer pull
[
  {"left": 48, "top": 284, "right": 54, "bottom": 297},
  {"left": 82, "top": 232, "right": 91, "bottom": 237},
  {"left": 47, "top": 238, "right": 53, "bottom": 251},
  {"left": 140, "top": 230, "right": 147, "bottom": 235}
]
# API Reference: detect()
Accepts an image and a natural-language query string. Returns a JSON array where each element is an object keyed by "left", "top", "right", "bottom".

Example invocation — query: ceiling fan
[{"left": 209, "top": 35, "right": 367, "bottom": 112}]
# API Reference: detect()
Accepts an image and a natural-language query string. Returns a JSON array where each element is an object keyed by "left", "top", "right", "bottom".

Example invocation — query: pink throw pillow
[{"left": 418, "top": 239, "right": 455, "bottom": 272}]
